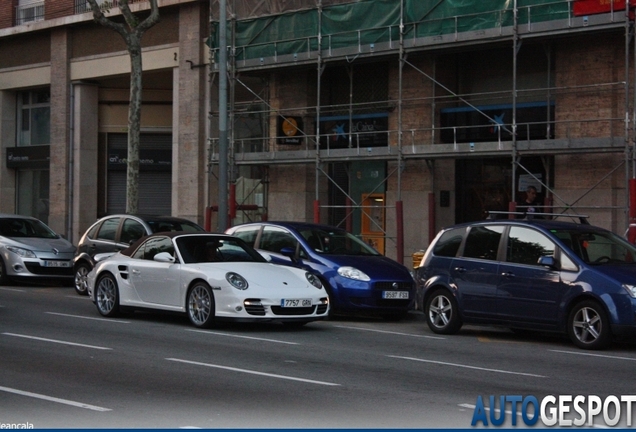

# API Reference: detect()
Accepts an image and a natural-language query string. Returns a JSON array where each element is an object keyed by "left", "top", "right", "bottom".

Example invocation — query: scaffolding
[{"left": 207, "top": 0, "right": 636, "bottom": 263}]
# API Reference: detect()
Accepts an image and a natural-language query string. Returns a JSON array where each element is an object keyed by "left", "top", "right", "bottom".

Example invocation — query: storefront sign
[
  {"left": 277, "top": 116, "right": 304, "bottom": 145},
  {"left": 6, "top": 145, "right": 50, "bottom": 169},
  {"left": 108, "top": 149, "right": 172, "bottom": 171},
  {"left": 440, "top": 101, "right": 554, "bottom": 144},
  {"left": 319, "top": 113, "right": 388, "bottom": 149}
]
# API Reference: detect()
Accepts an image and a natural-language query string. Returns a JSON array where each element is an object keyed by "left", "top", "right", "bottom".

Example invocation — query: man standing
[{"left": 517, "top": 185, "right": 541, "bottom": 218}]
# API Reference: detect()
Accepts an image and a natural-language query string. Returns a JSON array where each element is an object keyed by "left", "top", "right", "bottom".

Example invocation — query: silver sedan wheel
[
  {"left": 96, "top": 274, "right": 119, "bottom": 317},
  {"left": 187, "top": 282, "right": 215, "bottom": 328},
  {"left": 74, "top": 263, "right": 91, "bottom": 296}
]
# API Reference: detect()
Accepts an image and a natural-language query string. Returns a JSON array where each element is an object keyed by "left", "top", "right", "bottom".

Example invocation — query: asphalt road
[{"left": 1, "top": 283, "right": 636, "bottom": 429}]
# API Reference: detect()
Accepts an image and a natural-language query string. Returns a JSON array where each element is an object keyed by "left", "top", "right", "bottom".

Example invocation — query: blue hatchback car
[
  {"left": 415, "top": 217, "right": 636, "bottom": 349},
  {"left": 226, "top": 221, "right": 415, "bottom": 319}
]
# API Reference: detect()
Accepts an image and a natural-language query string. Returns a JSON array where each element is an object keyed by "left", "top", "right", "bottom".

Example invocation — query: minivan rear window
[{"left": 433, "top": 227, "right": 466, "bottom": 257}]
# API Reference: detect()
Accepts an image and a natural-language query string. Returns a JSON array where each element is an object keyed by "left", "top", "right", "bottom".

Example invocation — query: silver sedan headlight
[
  {"left": 337, "top": 266, "right": 370, "bottom": 281},
  {"left": 226, "top": 272, "right": 249, "bottom": 290},
  {"left": 305, "top": 272, "right": 322, "bottom": 289},
  {"left": 6, "top": 246, "right": 37, "bottom": 258}
]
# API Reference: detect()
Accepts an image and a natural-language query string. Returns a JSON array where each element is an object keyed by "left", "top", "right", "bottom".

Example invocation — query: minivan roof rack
[{"left": 486, "top": 211, "right": 590, "bottom": 225}]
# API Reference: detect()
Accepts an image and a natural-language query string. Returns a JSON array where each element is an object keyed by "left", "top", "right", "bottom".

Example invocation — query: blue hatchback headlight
[
  {"left": 337, "top": 266, "right": 370, "bottom": 281},
  {"left": 226, "top": 272, "right": 249, "bottom": 290}
]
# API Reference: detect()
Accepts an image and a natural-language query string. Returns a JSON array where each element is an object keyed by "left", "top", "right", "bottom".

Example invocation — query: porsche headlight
[
  {"left": 622, "top": 284, "right": 636, "bottom": 298},
  {"left": 6, "top": 246, "right": 37, "bottom": 258},
  {"left": 226, "top": 272, "right": 248, "bottom": 290},
  {"left": 305, "top": 272, "right": 322, "bottom": 289},
  {"left": 337, "top": 266, "right": 370, "bottom": 281}
]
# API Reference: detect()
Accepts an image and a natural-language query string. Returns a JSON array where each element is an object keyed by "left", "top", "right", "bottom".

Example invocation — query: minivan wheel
[
  {"left": 567, "top": 300, "right": 611, "bottom": 350},
  {"left": 424, "top": 289, "right": 462, "bottom": 334}
]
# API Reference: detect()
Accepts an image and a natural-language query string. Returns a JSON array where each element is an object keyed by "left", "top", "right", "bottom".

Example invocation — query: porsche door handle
[
  {"left": 501, "top": 271, "right": 515, "bottom": 278},
  {"left": 131, "top": 269, "right": 141, "bottom": 275}
]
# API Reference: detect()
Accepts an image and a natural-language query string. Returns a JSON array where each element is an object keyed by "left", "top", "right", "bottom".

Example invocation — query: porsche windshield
[{"left": 176, "top": 235, "right": 267, "bottom": 264}]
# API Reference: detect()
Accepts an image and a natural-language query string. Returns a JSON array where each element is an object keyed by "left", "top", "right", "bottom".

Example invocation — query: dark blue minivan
[
  {"left": 415, "top": 217, "right": 636, "bottom": 349},
  {"left": 226, "top": 221, "right": 415, "bottom": 319}
]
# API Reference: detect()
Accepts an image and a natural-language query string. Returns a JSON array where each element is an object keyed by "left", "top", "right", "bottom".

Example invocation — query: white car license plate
[
  {"left": 382, "top": 291, "right": 409, "bottom": 299},
  {"left": 281, "top": 298, "right": 312, "bottom": 307},
  {"left": 42, "top": 260, "right": 71, "bottom": 268}
]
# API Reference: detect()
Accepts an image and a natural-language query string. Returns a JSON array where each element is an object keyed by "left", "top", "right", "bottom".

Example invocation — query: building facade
[{"left": 0, "top": 0, "right": 634, "bottom": 264}]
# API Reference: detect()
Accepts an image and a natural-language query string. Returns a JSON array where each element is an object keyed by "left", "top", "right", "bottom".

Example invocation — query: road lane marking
[
  {"left": 0, "top": 287, "right": 26, "bottom": 292},
  {"left": 0, "top": 385, "right": 111, "bottom": 411},
  {"left": 550, "top": 349, "right": 636, "bottom": 361},
  {"left": 333, "top": 325, "right": 446, "bottom": 340},
  {"left": 388, "top": 355, "right": 547, "bottom": 378},
  {"left": 2, "top": 333, "right": 112, "bottom": 350},
  {"left": 166, "top": 358, "right": 341, "bottom": 386},
  {"left": 46, "top": 312, "right": 130, "bottom": 324},
  {"left": 65, "top": 295, "right": 92, "bottom": 300},
  {"left": 186, "top": 329, "right": 299, "bottom": 345}
]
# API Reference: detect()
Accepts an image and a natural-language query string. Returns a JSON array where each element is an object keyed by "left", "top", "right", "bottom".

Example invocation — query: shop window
[
  {"left": 17, "top": 170, "right": 49, "bottom": 224},
  {"left": 18, "top": 89, "right": 50, "bottom": 147}
]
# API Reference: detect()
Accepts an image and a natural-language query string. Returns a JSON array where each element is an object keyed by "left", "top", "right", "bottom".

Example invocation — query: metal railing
[{"left": 15, "top": 1, "right": 44, "bottom": 25}]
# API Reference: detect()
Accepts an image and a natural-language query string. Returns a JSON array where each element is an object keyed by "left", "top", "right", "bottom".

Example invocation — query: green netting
[
  {"left": 322, "top": 0, "right": 401, "bottom": 49},
  {"left": 209, "top": 0, "right": 573, "bottom": 61}
]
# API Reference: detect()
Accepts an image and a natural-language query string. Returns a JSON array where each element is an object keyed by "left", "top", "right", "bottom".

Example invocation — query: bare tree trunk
[
  {"left": 127, "top": 35, "right": 142, "bottom": 214},
  {"left": 86, "top": 0, "right": 160, "bottom": 215}
]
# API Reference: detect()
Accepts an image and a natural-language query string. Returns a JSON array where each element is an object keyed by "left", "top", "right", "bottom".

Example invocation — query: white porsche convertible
[{"left": 86, "top": 232, "right": 330, "bottom": 328}]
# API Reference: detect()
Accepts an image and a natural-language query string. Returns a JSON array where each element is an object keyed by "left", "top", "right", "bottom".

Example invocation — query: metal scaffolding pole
[{"left": 218, "top": 0, "right": 229, "bottom": 231}]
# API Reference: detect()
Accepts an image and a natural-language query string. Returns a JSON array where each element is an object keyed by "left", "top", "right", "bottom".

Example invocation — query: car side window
[
  {"left": 232, "top": 227, "right": 260, "bottom": 247},
  {"left": 133, "top": 236, "right": 174, "bottom": 261},
  {"left": 462, "top": 225, "right": 504, "bottom": 261},
  {"left": 433, "top": 227, "right": 466, "bottom": 257},
  {"left": 120, "top": 219, "right": 146, "bottom": 245},
  {"left": 507, "top": 226, "right": 556, "bottom": 266},
  {"left": 86, "top": 223, "right": 100, "bottom": 239},
  {"left": 260, "top": 226, "right": 298, "bottom": 254},
  {"left": 96, "top": 217, "right": 120, "bottom": 241}
]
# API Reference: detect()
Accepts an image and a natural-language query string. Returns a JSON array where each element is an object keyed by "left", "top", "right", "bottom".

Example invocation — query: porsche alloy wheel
[
  {"left": 187, "top": 282, "right": 215, "bottom": 328},
  {"left": 95, "top": 274, "right": 120, "bottom": 317},
  {"left": 424, "top": 289, "right": 462, "bottom": 334}
]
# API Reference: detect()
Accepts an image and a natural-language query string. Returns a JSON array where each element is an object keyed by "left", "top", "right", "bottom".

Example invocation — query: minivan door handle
[
  {"left": 501, "top": 271, "right": 515, "bottom": 278},
  {"left": 453, "top": 267, "right": 466, "bottom": 273}
]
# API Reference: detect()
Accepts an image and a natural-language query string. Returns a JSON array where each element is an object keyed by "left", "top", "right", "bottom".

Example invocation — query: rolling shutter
[{"left": 107, "top": 133, "right": 172, "bottom": 215}]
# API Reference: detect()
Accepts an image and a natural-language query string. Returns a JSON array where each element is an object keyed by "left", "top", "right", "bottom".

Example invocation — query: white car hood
[{"left": 194, "top": 262, "right": 320, "bottom": 292}]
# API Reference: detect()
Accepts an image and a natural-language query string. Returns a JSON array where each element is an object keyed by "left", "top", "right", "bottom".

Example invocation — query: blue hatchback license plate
[{"left": 382, "top": 291, "right": 409, "bottom": 299}]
